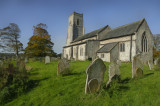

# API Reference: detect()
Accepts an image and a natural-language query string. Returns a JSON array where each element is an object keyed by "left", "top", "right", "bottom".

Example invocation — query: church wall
[
  {"left": 86, "top": 40, "right": 100, "bottom": 60},
  {"left": 132, "top": 40, "right": 136, "bottom": 60},
  {"left": 110, "top": 43, "right": 119, "bottom": 62},
  {"left": 97, "top": 53, "right": 110, "bottom": 62},
  {"left": 78, "top": 43, "right": 86, "bottom": 61},
  {"left": 136, "top": 20, "right": 153, "bottom": 64},
  {"left": 73, "top": 46, "right": 78, "bottom": 60},
  {"left": 63, "top": 47, "right": 72, "bottom": 60},
  {"left": 119, "top": 41, "right": 130, "bottom": 61}
]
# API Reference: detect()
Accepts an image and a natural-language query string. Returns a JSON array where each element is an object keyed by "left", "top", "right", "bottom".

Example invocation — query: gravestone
[
  {"left": 106, "top": 62, "right": 121, "bottom": 88},
  {"left": 19, "top": 61, "right": 26, "bottom": 71},
  {"left": 156, "top": 58, "right": 160, "bottom": 68},
  {"left": 88, "top": 79, "right": 99, "bottom": 93},
  {"left": 135, "top": 68, "right": 143, "bottom": 78},
  {"left": 0, "top": 60, "right": 3, "bottom": 66},
  {"left": 85, "top": 58, "right": 106, "bottom": 94},
  {"left": 116, "top": 60, "right": 121, "bottom": 66},
  {"left": 51, "top": 57, "right": 58, "bottom": 62},
  {"left": 148, "top": 60, "right": 154, "bottom": 70},
  {"left": 45, "top": 56, "right": 50, "bottom": 64},
  {"left": 25, "top": 57, "right": 28, "bottom": 63},
  {"left": 57, "top": 59, "right": 70, "bottom": 75},
  {"left": 132, "top": 54, "right": 143, "bottom": 78}
]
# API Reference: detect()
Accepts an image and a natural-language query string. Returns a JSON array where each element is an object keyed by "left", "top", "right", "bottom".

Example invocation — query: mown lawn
[{"left": 5, "top": 60, "right": 160, "bottom": 106}]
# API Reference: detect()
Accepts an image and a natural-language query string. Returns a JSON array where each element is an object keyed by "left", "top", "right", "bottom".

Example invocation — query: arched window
[
  {"left": 141, "top": 32, "right": 148, "bottom": 52},
  {"left": 77, "top": 19, "right": 79, "bottom": 25}
]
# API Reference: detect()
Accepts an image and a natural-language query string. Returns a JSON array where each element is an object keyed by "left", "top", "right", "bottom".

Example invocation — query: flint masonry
[{"left": 63, "top": 12, "right": 153, "bottom": 63}]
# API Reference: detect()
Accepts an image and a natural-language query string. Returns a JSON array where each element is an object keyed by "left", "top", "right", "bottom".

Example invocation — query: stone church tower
[{"left": 66, "top": 12, "right": 85, "bottom": 46}]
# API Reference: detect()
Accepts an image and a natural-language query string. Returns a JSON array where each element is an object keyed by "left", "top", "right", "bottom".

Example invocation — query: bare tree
[
  {"left": 153, "top": 34, "right": 160, "bottom": 50},
  {"left": 0, "top": 23, "right": 23, "bottom": 57}
]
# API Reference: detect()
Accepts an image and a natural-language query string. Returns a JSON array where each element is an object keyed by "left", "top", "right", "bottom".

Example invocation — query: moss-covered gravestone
[
  {"left": 57, "top": 59, "right": 70, "bottom": 75},
  {"left": 85, "top": 58, "right": 106, "bottom": 94},
  {"left": 132, "top": 54, "right": 143, "bottom": 78},
  {"left": 106, "top": 61, "right": 121, "bottom": 88},
  {"left": 135, "top": 68, "right": 143, "bottom": 78}
]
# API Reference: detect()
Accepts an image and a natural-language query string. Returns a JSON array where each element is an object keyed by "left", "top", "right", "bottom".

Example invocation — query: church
[{"left": 63, "top": 12, "right": 153, "bottom": 63}]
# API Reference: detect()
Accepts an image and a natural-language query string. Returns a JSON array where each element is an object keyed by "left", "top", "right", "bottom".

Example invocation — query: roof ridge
[
  {"left": 73, "top": 25, "right": 109, "bottom": 42},
  {"left": 109, "top": 18, "right": 144, "bottom": 32}
]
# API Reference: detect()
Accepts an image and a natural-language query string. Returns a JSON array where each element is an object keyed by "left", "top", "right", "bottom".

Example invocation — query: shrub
[{"left": 0, "top": 60, "right": 29, "bottom": 104}]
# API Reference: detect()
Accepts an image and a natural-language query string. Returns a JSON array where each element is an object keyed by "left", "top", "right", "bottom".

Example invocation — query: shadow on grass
[
  {"left": 25, "top": 77, "right": 49, "bottom": 93},
  {"left": 62, "top": 72, "right": 83, "bottom": 76},
  {"left": 120, "top": 77, "right": 131, "bottom": 84},
  {"left": 28, "top": 68, "right": 40, "bottom": 75},
  {"left": 144, "top": 73, "right": 154, "bottom": 77}
]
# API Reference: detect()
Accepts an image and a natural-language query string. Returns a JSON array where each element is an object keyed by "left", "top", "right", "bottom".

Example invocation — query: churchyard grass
[{"left": 5, "top": 61, "right": 160, "bottom": 106}]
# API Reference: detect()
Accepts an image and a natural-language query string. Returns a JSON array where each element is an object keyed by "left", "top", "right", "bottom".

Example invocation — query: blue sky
[{"left": 0, "top": 0, "right": 159, "bottom": 53}]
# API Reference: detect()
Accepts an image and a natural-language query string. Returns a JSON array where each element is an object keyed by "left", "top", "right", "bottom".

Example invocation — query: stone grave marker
[
  {"left": 135, "top": 68, "right": 143, "bottom": 78},
  {"left": 116, "top": 60, "right": 121, "bottom": 66},
  {"left": 132, "top": 54, "right": 143, "bottom": 78},
  {"left": 85, "top": 58, "right": 106, "bottom": 94},
  {"left": 157, "top": 58, "right": 160, "bottom": 68},
  {"left": 148, "top": 60, "right": 154, "bottom": 70},
  {"left": 106, "top": 62, "right": 121, "bottom": 88},
  {"left": 25, "top": 57, "right": 28, "bottom": 63},
  {"left": 57, "top": 59, "right": 70, "bottom": 75},
  {"left": 45, "top": 56, "right": 50, "bottom": 64}
]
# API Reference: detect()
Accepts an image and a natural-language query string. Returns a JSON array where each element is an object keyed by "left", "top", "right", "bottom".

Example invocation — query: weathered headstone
[
  {"left": 157, "top": 58, "right": 160, "bottom": 68},
  {"left": 132, "top": 54, "right": 143, "bottom": 78},
  {"left": 135, "top": 68, "right": 143, "bottom": 78},
  {"left": 57, "top": 59, "right": 70, "bottom": 75},
  {"left": 85, "top": 58, "right": 106, "bottom": 94},
  {"left": 45, "top": 56, "right": 50, "bottom": 64},
  {"left": 51, "top": 57, "right": 58, "bottom": 62},
  {"left": 88, "top": 79, "right": 99, "bottom": 93},
  {"left": 19, "top": 61, "right": 26, "bottom": 71},
  {"left": 116, "top": 60, "right": 121, "bottom": 66},
  {"left": 25, "top": 57, "right": 28, "bottom": 63},
  {"left": 106, "top": 62, "right": 121, "bottom": 88},
  {"left": 148, "top": 60, "right": 154, "bottom": 70}
]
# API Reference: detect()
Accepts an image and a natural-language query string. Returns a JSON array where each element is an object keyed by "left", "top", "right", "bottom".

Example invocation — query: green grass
[{"left": 4, "top": 60, "right": 160, "bottom": 106}]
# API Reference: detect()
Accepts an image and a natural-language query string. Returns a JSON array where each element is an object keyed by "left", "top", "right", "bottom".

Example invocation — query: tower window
[
  {"left": 77, "top": 19, "right": 79, "bottom": 25},
  {"left": 120, "top": 43, "right": 125, "bottom": 52},
  {"left": 141, "top": 32, "right": 148, "bottom": 52}
]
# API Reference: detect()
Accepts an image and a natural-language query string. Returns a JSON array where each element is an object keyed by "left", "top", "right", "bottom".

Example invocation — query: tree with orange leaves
[{"left": 25, "top": 23, "right": 55, "bottom": 57}]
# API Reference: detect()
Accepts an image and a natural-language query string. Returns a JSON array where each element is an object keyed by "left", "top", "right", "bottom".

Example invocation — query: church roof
[
  {"left": 73, "top": 25, "right": 109, "bottom": 42},
  {"left": 97, "top": 42, "right": 118, "bottom": 53},
  {"left": 100, "top": 18, "right": 145, "bottom": 41}
]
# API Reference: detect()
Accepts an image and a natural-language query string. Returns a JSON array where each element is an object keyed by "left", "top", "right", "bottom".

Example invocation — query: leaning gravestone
[
  {"left": 132, "top": 54, "right": 143, "bottom": 78},
  {"left": 148, "top": 60, "right": 154, "bottom": 70},
  {"left": 45, "top": 56, "right": 50, "bottom": 64},
  {"left": 106, "top": 61, "right": 121, "bottom": 88},
  {"left": 85, "top": 58, "right": 106, "bottom": 94},
  {"left": 57, "top": 59, "right": 70, "bottom": 75}
]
